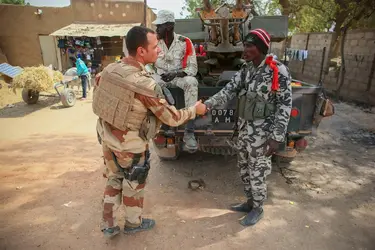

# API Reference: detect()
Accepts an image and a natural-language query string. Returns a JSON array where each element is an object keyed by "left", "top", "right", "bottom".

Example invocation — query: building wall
[
  {"left": 0, "top": 0, "right": 156, "bottom": 68},
  {"left": 71, "top": 0, "right": 155, "bottom": 27},
  {"left": 270, "top": 29, "right": 375, "bottom": 105},
  {"left": 0, "top": 5, "right": 74, "bottom": 67}
]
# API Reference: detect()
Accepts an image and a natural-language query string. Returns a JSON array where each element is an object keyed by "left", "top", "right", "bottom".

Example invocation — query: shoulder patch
[{"left": 178, "top": 35, "right": 186, "bottom": 42}]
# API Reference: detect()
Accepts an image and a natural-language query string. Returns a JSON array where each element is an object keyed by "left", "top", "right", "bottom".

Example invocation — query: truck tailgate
[
  {"left": 166, "top": 87, "right": 236, "bottom": 132},
  {"left": 164, "top": 82, "right": 322, "bottom": 135}
]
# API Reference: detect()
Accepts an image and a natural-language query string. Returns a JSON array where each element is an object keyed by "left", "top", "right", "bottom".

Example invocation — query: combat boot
[
  {"left": 102, "top": 226, "right": 120, "bottom": 239},
  {"left": 230, "top": 199, "right": 253, "bottom": 213},
  {"left": 124, "top": 218, "right": 155, "bottom": 234},
  {"left": 183, "top": 132, "right": 198, "bottom": 152},
  {"left": 239, "top": 207, "right": 264, "bottom": 226}
]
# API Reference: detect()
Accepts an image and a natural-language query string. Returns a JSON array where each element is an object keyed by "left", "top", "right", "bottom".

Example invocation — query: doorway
[{"left": 39, "top": 35, "right": 61, "bottom": 70}]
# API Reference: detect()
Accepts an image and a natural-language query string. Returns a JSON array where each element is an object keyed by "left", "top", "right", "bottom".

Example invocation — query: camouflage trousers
[
  {"left": 100, "top": 144, "right": 147, "bottom": 230},
  {"left": 160, "top": 76, "right": 198, "bottom": 107},
  {"left": 236, "top": 120, "right": 272, "bottom": 208}
]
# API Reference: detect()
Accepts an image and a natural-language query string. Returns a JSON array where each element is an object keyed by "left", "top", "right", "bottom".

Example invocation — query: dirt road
[{"left": 0, "top": 95, "right": 374, "bottom": 250}]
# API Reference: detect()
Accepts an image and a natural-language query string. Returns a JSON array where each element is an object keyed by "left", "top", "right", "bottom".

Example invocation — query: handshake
[{"left": 194, "top": 100, "right": 210, "bottom": 116}]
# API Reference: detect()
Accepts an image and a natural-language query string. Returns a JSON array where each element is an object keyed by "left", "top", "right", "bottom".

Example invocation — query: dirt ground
[{"left": 0, "top": 90, "right": 374, "bottom": 250}]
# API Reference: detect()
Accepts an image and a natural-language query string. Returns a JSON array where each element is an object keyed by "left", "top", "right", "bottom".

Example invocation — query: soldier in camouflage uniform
[
  {"left": 94, "top": 26, "right": 207, "bottom": 238},
  {"left": 204, "top": 29, "right": 292, "bottom": 226},
  {"left": 152, "top": 10, "right": 199, "bottom": 152}
]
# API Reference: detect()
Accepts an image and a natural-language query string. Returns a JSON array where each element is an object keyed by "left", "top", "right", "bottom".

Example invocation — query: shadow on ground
[
  {"left": 0, "top": 111, "right": 374, "bottom": 250},
  {"left": 0, "top": 97, "right": 61, "bottom": 118}
]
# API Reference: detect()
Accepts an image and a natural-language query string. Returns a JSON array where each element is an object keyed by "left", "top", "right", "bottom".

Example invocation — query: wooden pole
[
  {"left": 318, "top": 47, "right": 326, "bottom": 85},
  {"left": 367, "top": 53, "right": 375, "bottom": 92},
  {"left": 143, "top": 0, "right": 147, "bottom": 27},
  {"left": 301, "top": 33, "right": 310, "bottom": 74},
  {"left": 335, "top": 27, "right": 348, "bottom": 98}
]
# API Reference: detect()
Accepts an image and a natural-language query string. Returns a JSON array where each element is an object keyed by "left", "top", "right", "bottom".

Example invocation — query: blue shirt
[{"left": 76, "top": 58, "right": 89, "bottom": 76}]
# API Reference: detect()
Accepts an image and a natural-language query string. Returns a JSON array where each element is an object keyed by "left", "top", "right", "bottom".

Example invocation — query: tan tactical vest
[{"left": 92, "top": 62, "right": 159, "bottom": 139}]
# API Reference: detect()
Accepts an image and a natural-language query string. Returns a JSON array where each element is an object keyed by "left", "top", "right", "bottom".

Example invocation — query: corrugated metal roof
[
  {"left": 0, "top": 63, "right": 23, "bottom": 78},
  {"left": 50, "top": 23, "right": 141, "bottom": 37}
]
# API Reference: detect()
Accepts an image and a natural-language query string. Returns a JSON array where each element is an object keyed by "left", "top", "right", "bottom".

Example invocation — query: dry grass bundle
[
  {"left": 12, "top": 65, "right": 63, "bottom": 93},
  {"left": 53, "top": 71, "right": 63, "bottom": 83}
]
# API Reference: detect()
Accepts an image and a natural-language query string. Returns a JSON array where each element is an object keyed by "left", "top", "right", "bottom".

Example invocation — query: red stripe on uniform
[
  {"left": 136, "top": 183, "right": 146, "bottom": 190},
  {"left": 123, "top": 196, "right": 144, "bottom": 208},
  {"left": 103, "top": 203, "right": 115, "bottom": 227},
  {"left": 104, "top": 185, "right": 121, "bottom": 197}
]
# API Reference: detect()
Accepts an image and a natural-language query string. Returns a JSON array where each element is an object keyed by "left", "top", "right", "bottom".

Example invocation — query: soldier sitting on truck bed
[
  {"left": 204, "top": 28, "right": 292, "bottom": 226},
  {"left": 152, "top": 10, "right": 199, "bottom": 152}
]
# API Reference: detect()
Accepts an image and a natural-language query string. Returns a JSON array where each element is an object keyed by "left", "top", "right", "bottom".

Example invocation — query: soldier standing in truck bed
[
  {"left": 152, "top": 10, "right": 199, "bottom": 152},
  {"left": 204, "top": 28, "right": 292, "bottom": 226},
  {"left": 93, "top": 26, "right": 207, "bottom": 238}
]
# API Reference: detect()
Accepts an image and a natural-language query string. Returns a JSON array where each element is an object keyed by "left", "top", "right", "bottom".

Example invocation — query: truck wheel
[
  {"left": 272, "top": 155, "right": 295, "bottom": 164},
  {"left": 61, "top": 89, "right": 76, "bottom": 107},
  {"left": 22, "top": 89, "right": 39, "bottom": 104}
]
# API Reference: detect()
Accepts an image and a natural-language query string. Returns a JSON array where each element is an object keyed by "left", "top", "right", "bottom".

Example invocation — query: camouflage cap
[{"left": 152, "top": 10, "right": 175, "bottom": 25}]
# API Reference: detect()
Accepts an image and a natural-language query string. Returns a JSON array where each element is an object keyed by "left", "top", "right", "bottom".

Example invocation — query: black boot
[
  {"left": 239, "top": 207, "right": 264, "bottom": 226},
  {"left": 229, "top": 199, "right": 252, "bottom": 213}
]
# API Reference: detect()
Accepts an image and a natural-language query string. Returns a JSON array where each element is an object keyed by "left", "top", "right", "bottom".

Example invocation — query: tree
[
  {"left": 0, "top": 0, "right": 25, "bottom": 4},
  {"left": 275, "top": 0, "right": 375, "bottom": 96}
]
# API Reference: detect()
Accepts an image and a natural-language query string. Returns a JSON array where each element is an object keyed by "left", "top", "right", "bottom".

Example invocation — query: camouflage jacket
[
  {"left": 206, "top": 55, "right": 292, "bottom": 142},
  {"left": 97, "top": 57, "right": 196, "bottom": 156},
  {"left": 155, "top": 32, "right": 198, "bottom": 76}
]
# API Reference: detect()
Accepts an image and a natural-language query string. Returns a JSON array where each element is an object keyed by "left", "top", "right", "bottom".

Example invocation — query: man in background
[
  {"left": 153, "top": 10, "right": 199, "bottom": 152},
  {"left": 70, "top": 56, "right": 89, "bottom": 100}
]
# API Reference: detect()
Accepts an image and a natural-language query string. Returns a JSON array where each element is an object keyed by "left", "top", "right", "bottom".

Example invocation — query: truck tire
[
  {"left": 22, "top": 89, "right": 39, "bottom": 104},
  {"left": 61, "top": 89, "right": 76, "bottom": 107}
]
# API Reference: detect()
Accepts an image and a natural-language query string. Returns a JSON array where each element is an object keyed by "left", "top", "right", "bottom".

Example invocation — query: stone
[
  {"left": 350, "top": 40, "right": 359, "bottom": 46},
  {"left": 367, "top": 39, "right": 375, "bottom": 47},
  {"left": 358, "top": 40, "right": 367, "bottom": 47},
  {"left": 365, "top": 32, "right": 375, "bottom": 40}
]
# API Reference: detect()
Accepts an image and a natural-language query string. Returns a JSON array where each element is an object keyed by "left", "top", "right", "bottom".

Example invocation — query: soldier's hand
[
  {"left": 265, "top": 139, "right": 280, "bottom": 157},
  {"left": 195, "top": 100, "right": 207, "bottom": 115},
  {"left": 161, "top": 71, "right": 177, "bottom": 82}
]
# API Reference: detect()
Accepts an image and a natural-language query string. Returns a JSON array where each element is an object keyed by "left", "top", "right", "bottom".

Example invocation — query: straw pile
[
  {"left": 12, "top": 65, "right": 63, "bottom": 93},
  {"left": 53, "top": 70, "right": 64, "bottom": 83}
]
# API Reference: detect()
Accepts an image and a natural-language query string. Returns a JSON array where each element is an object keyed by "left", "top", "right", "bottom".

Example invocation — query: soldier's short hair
[{"left": 126, "top": 26, "right": 156, "bottom": 56}]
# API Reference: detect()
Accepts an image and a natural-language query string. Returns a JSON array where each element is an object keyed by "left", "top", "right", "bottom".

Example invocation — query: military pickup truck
[{"left": 152, "top": 3, "right": 332, "bottom": 163}]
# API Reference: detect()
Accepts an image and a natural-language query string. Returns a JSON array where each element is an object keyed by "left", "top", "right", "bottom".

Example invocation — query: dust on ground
[{"left": 0, "top": 92, "right": 374, "bottom": 250}]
